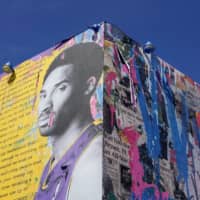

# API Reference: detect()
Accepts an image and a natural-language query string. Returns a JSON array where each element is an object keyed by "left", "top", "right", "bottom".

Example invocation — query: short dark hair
[{"left": 43, "top": 42, "right": 103, "bottom": 83}]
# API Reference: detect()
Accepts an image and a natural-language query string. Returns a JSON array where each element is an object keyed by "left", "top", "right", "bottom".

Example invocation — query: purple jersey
[{"left": 34, "top": 122, "right": 102, "bottom": 200}]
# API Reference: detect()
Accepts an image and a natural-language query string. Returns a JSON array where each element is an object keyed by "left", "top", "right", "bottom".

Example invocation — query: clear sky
[{"left": 0, "top": 0, "right": 199, "bottom": 83}]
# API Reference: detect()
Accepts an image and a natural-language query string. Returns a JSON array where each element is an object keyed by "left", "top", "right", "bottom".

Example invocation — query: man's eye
[
  {"left": 40, "top": 93, "right": 46, "bottom": 99},
  {"left": 58, "top": 84, "right": 67, "bottom": 91}
]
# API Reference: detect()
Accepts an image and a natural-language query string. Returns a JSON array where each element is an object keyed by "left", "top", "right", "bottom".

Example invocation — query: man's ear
[{"left": 84, "top": 76, "right": 97, "bottom": 95}]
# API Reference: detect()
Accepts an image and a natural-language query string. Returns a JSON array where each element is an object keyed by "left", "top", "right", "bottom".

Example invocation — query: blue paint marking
[
  {"left": 161, "top": 67, "right": 190, "bottom": 198},
  {"left": 96, "top": 86, "right": 103, "bottom": 106},
  {"left": 142, "top": 187, "right": 156, "bottom": 200},
  {"left": 154, "top": 159, "right": 161, "bottom": 194},
  {"left": 85, "top": 29, "right": 95, "bottom": 40},
  {"left": 150, "top": 56, "right": 161, "bottom": 159},
  {"left": 133, "top": 53, "right": 164, "bottom": 198},
  {"left": 74, "top": 33, "right": 83, "bottom": 43},
  {"left": 131, "top": 193, "right": 137, "bottom": 200},
  {"left": 134, "top": 53, "right": 160, "bottom": 160},
  {"left": 135, "top": 61, "right": 155, "bottom": 158},
  {"left": 180, "top": 93, "right": 190, "bottom": 197}
]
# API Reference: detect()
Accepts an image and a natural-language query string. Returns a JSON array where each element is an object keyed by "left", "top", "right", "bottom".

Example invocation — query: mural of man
[{"left": 34, "top": 42, "right": 103, "bottom": 200}]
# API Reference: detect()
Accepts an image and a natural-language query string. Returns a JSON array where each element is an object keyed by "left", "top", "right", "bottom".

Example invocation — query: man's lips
[
  {"left": 38, "top": 117, "right": 49, "bottom": 127},
  {"left": 38, "top": 113, "right": 50, "bottom": 126},
  {"left": 39, "top": 115, "right": 49, "bottom": 121},
  {"left": 38, "top": 112, "right": 55, "bottom": 127}
]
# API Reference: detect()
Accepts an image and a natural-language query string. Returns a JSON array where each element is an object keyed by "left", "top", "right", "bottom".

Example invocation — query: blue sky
[{"left": 0, "top": 0, "right": 199, "bottom": 83}]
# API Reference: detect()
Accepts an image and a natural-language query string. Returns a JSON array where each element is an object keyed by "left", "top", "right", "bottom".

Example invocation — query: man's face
[{"left": 38, "top": 64, "right": 82, "bottom": 136}]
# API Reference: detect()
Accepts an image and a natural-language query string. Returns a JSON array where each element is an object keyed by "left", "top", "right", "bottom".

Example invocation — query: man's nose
[
  {"left": 41, "top": 97, "right": 53, "bottom": 113},
  {"left": 42, "top": 103, "right": 52, "bottom": 113}
]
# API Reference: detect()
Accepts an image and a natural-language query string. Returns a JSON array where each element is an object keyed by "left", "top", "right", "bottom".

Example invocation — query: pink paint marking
[
  {"left": 113, "top": 45, "right": 121, "bottom": 68},
  {"left": 122, "top": 64, "right": 129, "bottom": 74},
  {"left": 170, "top": 149, "right": 176, "bottom": 164},
  {"left": 90, "top": 96, "right": 97, "bottom": 119},
  {"left": 105, "top": 71, "right": 118, "bottom": 129},
  {"left": 165, "top": 73, "right": 171, "bottom": 84},
  {"left": 105, "top": 71, "right": 117, "bottom": 96},
  {"left": 48, "top": 112, "right": 55, "bottom": 127},
  {"left": 123, "top": 127, "right": 169, "bottom": 200},
  {"left": 129, "top": 58, "right": 138, "bottom": 84},
  {"left": 67, "top": 38, "right": 75, "bottom": 47}
]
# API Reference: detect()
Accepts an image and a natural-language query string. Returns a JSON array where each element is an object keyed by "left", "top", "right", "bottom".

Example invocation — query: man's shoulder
[
  {"left": 67, "top": 134, "right": 103, "bottom": 200},
  {"left": 76, "top": 134, "right": 103, "bottom": 169},
  {"left": 81, "top": 121, "right": 103, "bottom": 163}
]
